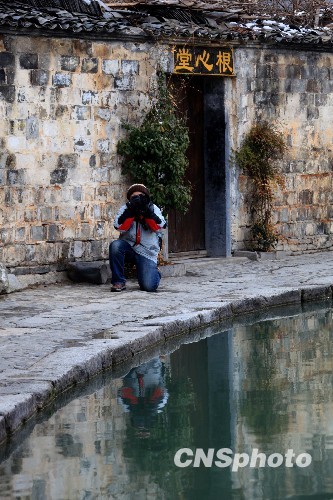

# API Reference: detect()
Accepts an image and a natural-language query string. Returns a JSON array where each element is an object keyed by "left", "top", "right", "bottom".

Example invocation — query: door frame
[
  {"left": 204, "top": 78, "right": 231, "bottom": 257},
  {"left": 166, "top": 76, "right": 231, "bottom": 258}
]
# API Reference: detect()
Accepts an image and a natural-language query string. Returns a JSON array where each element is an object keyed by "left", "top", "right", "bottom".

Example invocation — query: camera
[{"left": 130, "top": 194, "right": 150, "bottom": 215}]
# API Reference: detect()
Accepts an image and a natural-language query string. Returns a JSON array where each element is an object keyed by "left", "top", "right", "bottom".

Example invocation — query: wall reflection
[
  {"left": 231, "top": 308, "right": 333, "bottom": 499},
  {"left": 0, "top": 375, "right": 165, "bottom": 499},
  {"left": 0, "top": 306, "right": 333, "bottom": 499}
]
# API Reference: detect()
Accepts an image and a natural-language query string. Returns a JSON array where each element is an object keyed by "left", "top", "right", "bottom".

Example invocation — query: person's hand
[
  {"left": 142, "top": 201, "right": 155, "bottom": 218},
  {"left": 125, "top": 200, "right": 136, "bottom": 217}
]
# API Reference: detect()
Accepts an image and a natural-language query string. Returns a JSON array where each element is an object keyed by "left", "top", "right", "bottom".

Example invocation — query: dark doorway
[
  {"left": 167, "top": 76, "right": 230, "bottom": 258},
  {"left": 168, "top": 76, "right": 205, "bottom": 254}
]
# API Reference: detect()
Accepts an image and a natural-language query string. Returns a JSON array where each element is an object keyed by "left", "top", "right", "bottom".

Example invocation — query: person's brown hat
[{"left": 127, "top": 184, "right": 150, "bottom": 200}]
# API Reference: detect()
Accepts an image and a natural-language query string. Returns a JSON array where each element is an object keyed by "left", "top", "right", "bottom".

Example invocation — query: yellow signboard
[{"left": 172, "top": 45, "right": 235, "bottom": 77}]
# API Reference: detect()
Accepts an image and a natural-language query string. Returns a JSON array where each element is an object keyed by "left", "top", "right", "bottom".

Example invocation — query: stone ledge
[
  {"left": 233, "top": 250, "right": 289, "bottom": 261},
  {"left": 0, "top": 282, "right": 332, "bottom": 444},
  {"left": 67, "top": 260, "right": 111, "bottom": 285},
  {"left": 0, "top": 394, "right": 37, "bottom": 435},
  {"left": 10, "top": 264, "right": 67, "bottom": 276},
  {"left": 159, "top": 262, "right": 186, "bottom": 277},
  {"left": 301, "top": 285, "right": 333, "bottom": 302},
  {"left": 0, "top": 262, "right": 9, "bottom": 294},
  {"left": 6, "top": 271, "right": 70, "bottom": 294},
  {"left": 0, "top": 416, "right": 6, "bottom": 443}
]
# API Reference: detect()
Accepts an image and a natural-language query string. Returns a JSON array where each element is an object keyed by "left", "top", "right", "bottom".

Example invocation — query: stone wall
[
  {"left": 1, "top": 33, "right": 333, "bottom": 273},
  {"left": 0, "top": 34, "right": 169, "bottom": 272},
  {"left": 227, "top": 47, "right": 333, "bottom": 253}
]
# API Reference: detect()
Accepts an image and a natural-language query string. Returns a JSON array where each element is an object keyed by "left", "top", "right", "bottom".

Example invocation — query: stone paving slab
[{"left": 1, "top": 252, "right": 333, "bottom": 443}]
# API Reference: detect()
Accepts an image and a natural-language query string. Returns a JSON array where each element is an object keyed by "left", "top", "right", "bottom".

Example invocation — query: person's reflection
[{"left": 118, "top": 356, "right": 169, "bottom": 437}]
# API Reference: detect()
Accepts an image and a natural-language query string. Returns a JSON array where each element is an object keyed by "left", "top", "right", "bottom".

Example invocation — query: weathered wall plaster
[
  {"left": 0, "top": 34, "right": 170, "bottom": 272},
  {"left": 227, "top": 46, "right": 333, "bottom": 253},
  {"left": 0, "top": 34, "right": 332, "bottom": 275}
]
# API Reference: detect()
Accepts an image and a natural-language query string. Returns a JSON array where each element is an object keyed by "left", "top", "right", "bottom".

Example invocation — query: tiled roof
[
  {"left": 105, "top": 0, "right": 250, "bottom": 9},
  {"left": 14, "top": 0, "right": 110, "bottom": 16},
  {"left": 0, "top": 0, "right": 332, "bottom": 46}
]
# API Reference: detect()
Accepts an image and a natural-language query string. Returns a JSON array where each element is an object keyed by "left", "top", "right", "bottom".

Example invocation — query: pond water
[{"left": 1, "top": 303, "right": 333, "bottom": 500}]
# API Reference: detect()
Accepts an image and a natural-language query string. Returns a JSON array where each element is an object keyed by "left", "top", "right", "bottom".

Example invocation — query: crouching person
[{"left": 109, "top": 184, "right": 167, "bottom": 293}]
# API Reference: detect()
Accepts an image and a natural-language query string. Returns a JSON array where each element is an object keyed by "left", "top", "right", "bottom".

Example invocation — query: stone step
[{"left": 67, "top": 261, "right": 111, "bottom": 285}]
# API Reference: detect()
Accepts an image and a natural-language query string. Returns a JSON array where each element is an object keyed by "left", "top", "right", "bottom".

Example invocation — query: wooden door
[{"left": 168, "top": 76, "right": 205, "bottom": 254}]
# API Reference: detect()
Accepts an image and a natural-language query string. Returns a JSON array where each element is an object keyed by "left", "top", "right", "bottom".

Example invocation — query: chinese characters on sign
[{"left": 172, "top": 46, "right": 234, "bottom": 76}]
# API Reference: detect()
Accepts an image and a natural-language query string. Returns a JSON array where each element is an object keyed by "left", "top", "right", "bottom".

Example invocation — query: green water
[{"left": 1, "top": 304, "right": 333, "bottom": 499}]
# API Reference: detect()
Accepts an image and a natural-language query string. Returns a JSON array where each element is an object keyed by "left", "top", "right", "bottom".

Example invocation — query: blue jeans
[{"left": 109, "top": 239, "right": 161, "bottom": 292}]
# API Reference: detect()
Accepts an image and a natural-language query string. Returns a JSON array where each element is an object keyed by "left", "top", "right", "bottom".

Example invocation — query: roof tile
[{"left": 0, "top": 1, "right": 332, "bottom": 46}]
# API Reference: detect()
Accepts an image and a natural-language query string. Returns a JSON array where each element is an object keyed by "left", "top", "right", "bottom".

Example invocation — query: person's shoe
[{"left": 111, "top": 283, "right": 126, "bottom": 292}]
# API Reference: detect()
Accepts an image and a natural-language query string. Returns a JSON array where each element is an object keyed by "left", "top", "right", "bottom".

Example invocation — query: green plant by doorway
[
  {"left": 233, "top": 121, "right": 287, "bottom": 251},
  {"left": 117, "top": 74, "right": 191, "bottom": 216}
]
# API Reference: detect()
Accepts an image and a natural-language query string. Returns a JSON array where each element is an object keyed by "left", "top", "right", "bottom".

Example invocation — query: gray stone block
[
  {"left": 60, "top": 55, "right": 80, "bottom": 72},
  {"left": 7, "top": 273, "right": 21, "bottom": 292},
  {"left": 0, "top": 85, "right": 15, "bottom": 103},
  {"left": 15, "top": 227, "right": 25, "bottom": 240},
  {"left": 128, "top": 329, "right": 165, "bottom": 356},
  {"left": 159, "top": 263, "right": 186, "bottom": 277},
  {"left": 0, "top": 52, "right": 14, "bottom": 67},
  {"left": 81, "top": 58, "right": 98, "bottom": 73},
  {"left": 255, "top": 63, "right": 278, "bottom": 79},
  {"left": 307, "top": 106, "right": 319, "bottom": 120},
  {"left": 231, "top": 296, "right": 267, "bottom": 315},
  {"left": 31, "top": 226, "right": 46, "bottom": 241},
  {"left": 0, "top": 394, "right": 37, "bottom": 434},
  {"left": 50, "top": 168, "right": 68, "bottom": 184},
  {"left": 106, "top": 342, "right": 132, "bottom": 365},
  {"left": 0, "top": 67, "right": 15, "bottom": 85},
  {"left": 265, "top": 289, "right": 302, "bottom": 307},
  {"left": 27, "top": 351, "right": 102, "bottom": 394},
  {"left": 6, "top": 271, "right": 69, "bottom": 293},
  {"left": 89, "top": 240, "right": 103, "bottom": 259},
  {"left": 41, "top": 207, "right": 52, "bottom": 222},
  {"left": 0, "top": 416, "right": 5, "bottom": 443},
  {"left": 67, "top": 261, "right": 111, "bottom": 284},
  {"left": 57, "top": 154, "right": 78, "bottom": 169},
  {"left": 102, "top": 59, "right": 118, "bottom": 75},
  {"left": 114, "top": 75, "right": 136, "bottom": 90},
  {"left": 233, "top": 250, "right": 259, "bottom": 261},
  {"left": 95, "top": 107, "right": 111, "bottom": 121},
  {"left": 0, "top": 262, "right": 9, "bottom": 294},
  {"left": 19, "top": 53, "right": 38, "bottom": 69},
  {"left": 30, "top": 69, "right": 49, "bottom": 86},
  {"left": 0, "top": 380, "right": 52, "bottom": 409},
  {"left": 121, "top": 60, "right": 139, "bottom": 75},
  {"left": 286, "top": 64, "right": 306, "bottom": 79},
  {"left": 82, "top": 90, "right": 98, "bottom": 105},
  {"left": 7, "top": 169, "right": 25, "bottom": 185},
  {"left": 53, "top": 73, "right": 72, "bottom": 87},
  {"left": 258, "top": 251, "right": 278, "bottom": 261},
  {"left": 301, "top": 286, "right": 333, "bottom": 302},
  {"left": 71, "top": 105, "right": 91, "bottom": 121}
]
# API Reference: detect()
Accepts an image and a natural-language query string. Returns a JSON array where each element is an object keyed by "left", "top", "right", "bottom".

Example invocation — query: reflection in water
[
  {"left": 1, "top": 306, "right": 333, "bottom": 499},
  {"left": 118, "top": 356, "right": 169, "bottom": 438}
]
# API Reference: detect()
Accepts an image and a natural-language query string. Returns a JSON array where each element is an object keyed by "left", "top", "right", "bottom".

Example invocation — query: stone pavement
[{"left": 1, "top": 251, "right": 333, "bottom": 443}]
